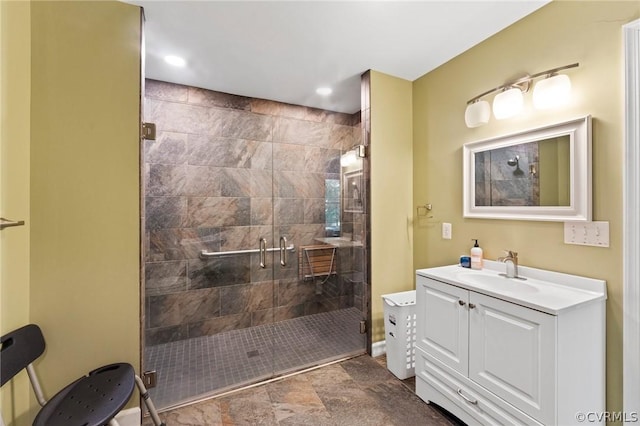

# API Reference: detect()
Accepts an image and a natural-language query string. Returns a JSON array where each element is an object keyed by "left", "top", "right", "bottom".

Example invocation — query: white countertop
[{"left": 416, "top": 260, "right": 607, "bottom": 315}]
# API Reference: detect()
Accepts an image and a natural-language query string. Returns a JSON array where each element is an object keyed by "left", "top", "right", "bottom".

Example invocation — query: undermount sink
[{"left": 456, "top": 271, "right": 539, "bottom": 293}]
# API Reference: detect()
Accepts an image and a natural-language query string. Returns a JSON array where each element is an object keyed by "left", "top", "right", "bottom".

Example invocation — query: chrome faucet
[{"left": 498, "top": 250, "right": 520, "bottom": 279}]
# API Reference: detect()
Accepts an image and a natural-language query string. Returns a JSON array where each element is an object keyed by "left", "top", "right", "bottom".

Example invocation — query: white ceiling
[{"left": 127, "top": 1, "right": 550, "bottom": 114}]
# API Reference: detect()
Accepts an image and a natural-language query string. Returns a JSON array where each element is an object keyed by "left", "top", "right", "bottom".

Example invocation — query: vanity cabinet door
[
  {"left": 468, "top": 291, "right": 556, "bottom": 425},
  {"left": 416, "top": 276, "right": 469, "bottom": 376}
]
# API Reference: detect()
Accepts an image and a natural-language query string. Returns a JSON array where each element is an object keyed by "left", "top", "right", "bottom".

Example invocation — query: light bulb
[
  {"left": 533, "top": 74, "right": 571, "bottom": 109},
  {"left": 464, "top": 100, "right": 490, "bottom": 128},
  {"left": 493, "top": 88, "right": 523, "bottom": 120}
]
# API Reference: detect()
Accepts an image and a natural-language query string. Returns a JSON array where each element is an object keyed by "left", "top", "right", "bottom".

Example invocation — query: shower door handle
[
  {"left": 279, "top": 236, "right": 288, "bottom": 267},
  {"left": 259, "top": 238, "right": 267, "bottom": 268}
]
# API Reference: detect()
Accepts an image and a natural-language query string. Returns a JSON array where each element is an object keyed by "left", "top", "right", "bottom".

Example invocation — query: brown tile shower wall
[
  {"left": 144, "top": 79, "right": 364, "bottom": 345},
  {"left": 474, "top": 142, "right": 540, "bottom": 207}
]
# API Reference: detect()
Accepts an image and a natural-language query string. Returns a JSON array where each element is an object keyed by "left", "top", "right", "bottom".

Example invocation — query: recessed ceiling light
[
  {"left": 164, "top": 55, "right": 186, "bottom": 67},
  {"left": 316, "top": 87, "right": 332, "bottom": 96}
]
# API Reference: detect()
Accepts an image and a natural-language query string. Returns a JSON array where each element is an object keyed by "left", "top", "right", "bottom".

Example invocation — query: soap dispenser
[{"left": 470, "top": 239, "right": 483, "bottom": 270}]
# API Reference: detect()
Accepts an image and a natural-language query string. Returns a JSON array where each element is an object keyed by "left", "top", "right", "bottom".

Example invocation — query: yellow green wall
[
  {"left": 29, "top": 0, "right": 141, "bottom": 401},
  {"left": 539, "top": 136, "right": 570, "bottom": 206},
  {"left": 413, "top": 0, "right": 639, "bottom": 416},
  {"left": 1, "top": 2, "right": 142, "bottom": 423},
  {"left": 557, "top": 137, "right": 570, "bottom": 206},
  {"left": 0, "top": 1, "right": 32, "bottom": 423},
  {"left": 370, "top": 71, "right": 413, "bottom": 342}
]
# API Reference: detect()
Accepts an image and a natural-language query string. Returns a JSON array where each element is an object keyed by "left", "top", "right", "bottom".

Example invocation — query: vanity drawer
[{"left": 415, "top": 347, "right": 543, "bottom": 426}]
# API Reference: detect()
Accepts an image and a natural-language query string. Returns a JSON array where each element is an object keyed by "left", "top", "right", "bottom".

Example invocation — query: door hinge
[
  {"left": 142, "top": 370, "right": 158, "bottom": 388},
  {"left": 142, "top": 122, "right": 156, "bottom": 140},
  {"left": 359, "top": 320, "right": 367, "bottom": 334},
  {"left": 356, "top": 144, "right": 366, "bottom": 158}
]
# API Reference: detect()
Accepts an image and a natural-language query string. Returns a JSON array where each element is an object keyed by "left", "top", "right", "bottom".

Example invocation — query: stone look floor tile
[
  {"left": 365, "top": 381, "right": 454, "bottom": 426},
  {"left": 143, "top": 355, "right": 459, "bottom": 426},
  {"left": 218, "top": 386, "right": 279, "bottom": 425},
  {"left": 266, "top": 375, "right": 331, "bottom": 424},
  {"left": 142, "top": 399, "right": 222, "bottom": 425},
  {"left": 305, "top": 364, "right": 353, "bottom": 388},
  {"left": 312, "top": 381, "right": 394, "bottom": 426},
  {"left": 339, "top": 356, "right": 397, "bottom": 388}
]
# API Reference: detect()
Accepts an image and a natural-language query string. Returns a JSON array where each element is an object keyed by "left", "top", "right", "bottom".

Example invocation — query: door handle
[
  {"left": 259, "top": 238, "right": 267, "bottom": 268},
  {"left": 280, "top": 236, "right": 288, "bottom": 266},
  {"left": 0, "top": 217, "right": 26, "bottom": 230}
]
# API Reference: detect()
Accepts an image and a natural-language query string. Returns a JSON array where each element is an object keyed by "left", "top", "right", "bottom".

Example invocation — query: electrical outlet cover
[{"left": 442, "top": 222, "right": 452, "bottom": 240}]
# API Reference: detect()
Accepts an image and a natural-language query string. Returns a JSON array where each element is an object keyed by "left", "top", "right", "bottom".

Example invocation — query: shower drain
[{"left": 246, "top": 350, "right": 260, "bottom": 358}]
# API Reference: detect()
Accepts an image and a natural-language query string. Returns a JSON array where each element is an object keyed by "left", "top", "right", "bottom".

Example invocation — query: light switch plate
[
  {"left": 442, "top": 222, "right": 452, "bottom": 240},
  {"left": 564, "top": 221, "right": 609, "bottom": 247}
]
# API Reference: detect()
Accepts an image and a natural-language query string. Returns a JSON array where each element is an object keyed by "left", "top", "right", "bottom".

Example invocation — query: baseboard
[
  {"left": 371, "top": 340, "right": 386, "bottom": 358},
  {"left": 115, "top": 407, "right": 141, "bottom": 426}
]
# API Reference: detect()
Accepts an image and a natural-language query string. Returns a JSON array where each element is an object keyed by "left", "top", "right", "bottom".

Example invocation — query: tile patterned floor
[
  {"left": 143, "top": 355, "right": 463, "bottom": 426},
  {"left": 146, "top": 308, "right": 366, "bottom": 409}
]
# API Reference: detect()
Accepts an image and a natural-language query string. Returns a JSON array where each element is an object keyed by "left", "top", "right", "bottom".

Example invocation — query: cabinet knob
[
  {"left": 458, "top": 300, "right": 466, "bottom": 306},
  {"left": 469, "top": 303, "right": 476, "bottom": 309}
]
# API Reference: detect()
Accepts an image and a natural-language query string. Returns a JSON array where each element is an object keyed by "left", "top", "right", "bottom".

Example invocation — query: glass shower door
[
  {"left": 268, "top": 135, "right": 368, "bottom": 375},
  {"left": 143, "top": 79, "right": 367, "bottom": 410}
]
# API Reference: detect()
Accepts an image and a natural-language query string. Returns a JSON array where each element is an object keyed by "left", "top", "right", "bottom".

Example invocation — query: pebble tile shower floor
[{"left": 145, "top": 308, "right": 365, "bottom": 409}]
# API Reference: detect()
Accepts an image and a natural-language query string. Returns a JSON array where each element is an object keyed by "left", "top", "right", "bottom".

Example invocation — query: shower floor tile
[{"left": 145, "top": 307, "right": 365, "bottom": 410}]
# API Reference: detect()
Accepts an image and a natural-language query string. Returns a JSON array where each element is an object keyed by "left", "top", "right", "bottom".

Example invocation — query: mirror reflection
[
  {"left": 463, "top": 115, "right": 591, "bottom": 222},
  {"left": 474, "top": 135, "right": 570, "bottom": 207}
]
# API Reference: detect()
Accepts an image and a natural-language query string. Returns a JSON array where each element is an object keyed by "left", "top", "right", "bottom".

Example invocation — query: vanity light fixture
[{"left": 465, "top": 63, "right": 578, "bottom": 128}]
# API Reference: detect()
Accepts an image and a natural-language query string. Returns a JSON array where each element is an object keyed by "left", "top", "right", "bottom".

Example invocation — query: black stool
[{"left": 1, "top": 324, "right": 165, "bottom": 426}]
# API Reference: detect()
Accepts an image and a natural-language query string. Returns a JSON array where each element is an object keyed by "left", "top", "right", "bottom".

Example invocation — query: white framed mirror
[{"left": 463, "top": 115, "right": 592, "bottom": 221}]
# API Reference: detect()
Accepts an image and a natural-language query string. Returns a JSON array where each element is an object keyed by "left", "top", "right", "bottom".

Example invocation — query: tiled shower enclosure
[
  {"left": 474, "top": 136, "right": 570, "bottom": 207},
  {"left": 143, "top": 79, "right": 369, "bottom": 409}
]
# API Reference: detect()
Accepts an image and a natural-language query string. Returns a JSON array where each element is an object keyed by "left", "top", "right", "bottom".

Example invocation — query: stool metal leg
[
  {"left": 26, "top": 364, "right": 48, "bottom": 407},
  {"left": 134, "top": 375, "right": 165, "bottom": 426}
]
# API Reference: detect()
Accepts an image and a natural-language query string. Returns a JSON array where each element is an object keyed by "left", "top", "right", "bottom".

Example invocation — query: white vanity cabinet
[{"left": 415, "top": 262, "right": 607, "bottom": 426}]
